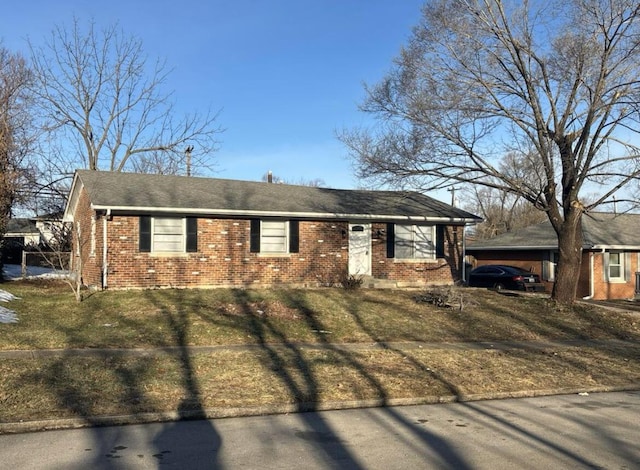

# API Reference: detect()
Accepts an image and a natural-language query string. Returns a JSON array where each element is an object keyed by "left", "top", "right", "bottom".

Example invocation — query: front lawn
[{"left": 0, "top": 280, "right": 639, "bottom": 427}]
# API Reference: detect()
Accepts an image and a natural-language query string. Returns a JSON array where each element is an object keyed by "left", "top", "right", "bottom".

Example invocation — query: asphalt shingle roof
[
  {"left": 467, "top": 212, "right": 640, "bottom": 250},
  {"left": 72, "top": 170, "right": 480, "bottom": 222}
]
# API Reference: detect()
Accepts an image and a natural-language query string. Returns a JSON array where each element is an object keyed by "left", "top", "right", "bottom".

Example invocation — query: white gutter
[
  {"left": 467, "top": 245, "right": 559, "bottom": 251},
  {"left": 591, "top": 244, "right": 640, "bottom": 250},
  {"left": 89, "top": 204, "right": 480, "bottom": 224},
  {"left": 103, "top": 209, "right": 110, "bottom": 289},
  {"left": 591, "top": 251, "right": 596, "bottom": 299},
  {"left": 584, "top": 248, "right": 605, "bottom": 300},
  {"left": 582, "top": 251, "right": 595, "bottom": 300},
  {"left": 462, "top": 226, "right": 467, "bottom": 282}
]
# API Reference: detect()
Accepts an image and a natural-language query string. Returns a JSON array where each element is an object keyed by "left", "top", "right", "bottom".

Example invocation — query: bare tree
[
  {"left": 0, "top": 47, "right": 35, "bottom": 281},
  {"left": 463, "top": 151, "right": 547, "bottom": 238},
  {"left": 340, "top": 0, "right": 640, "bottom": 304},
  {"left": 464, "top": 185, "right": 547, "bottom": 239},
  {"left": 29, "top": 18, "right": 222, "bottom": 175}
]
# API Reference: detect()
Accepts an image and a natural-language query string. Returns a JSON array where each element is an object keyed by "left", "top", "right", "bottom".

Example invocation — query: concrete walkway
[{"left": 0, "top": 337, "right": 636, "bottom": 359}]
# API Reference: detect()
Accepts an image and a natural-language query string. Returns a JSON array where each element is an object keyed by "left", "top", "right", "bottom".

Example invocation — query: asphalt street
[{"left": 1, "top": 391, "right": 638, "bottom": 469}]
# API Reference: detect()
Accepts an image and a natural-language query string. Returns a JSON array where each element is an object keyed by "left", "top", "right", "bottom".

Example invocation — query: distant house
[
  {"left": 63, "top": 170, "right": 480, "bottom": 290},
  {"left": 2, "top": 213, "right": 68, "bottom": 265},
  {"left": 467, "top": 212, "right": 640, "bottom": 300},
  {"left": 2, "top": 219, "right": 41, "bottom": 264},
  {"left": 32, "top": 212, "right": 66, "bottom": 245}
]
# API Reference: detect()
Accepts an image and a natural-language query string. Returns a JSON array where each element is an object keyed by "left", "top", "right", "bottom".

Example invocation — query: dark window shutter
[
  {"left": 386, "top": 223, "right": 395, "bottom": 258},
  {"left": 436, "top": 225, "right": 446, "bottom": 258},
  {"left": 289, "top": 220, "right": 299, "bottom": 253},
  {"left": 139, "top": 216, "right": 151, "bottom": 252},
  {"left": 186, "top": 217, "right": 198, "bottom": 252},
  {"left": 250, "top": 219, "right": 261, "bottom": 253}
]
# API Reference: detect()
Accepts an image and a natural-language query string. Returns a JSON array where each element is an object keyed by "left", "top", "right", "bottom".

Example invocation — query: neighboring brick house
[
  {"left": 467, "top": 212, "right": 640, "bottom": 300},
  {"left": 63, "top": 170, "right": 480, "bottom": 290}
]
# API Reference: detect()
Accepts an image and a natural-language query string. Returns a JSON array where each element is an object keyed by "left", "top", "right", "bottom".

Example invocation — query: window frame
[
  {"left": 393, "top": 224, "right": 436, "bottom": 260},
  {"left": 139, "top": 216, "right": 197, "bottom": 254},
  {"left": 152, "top": 217, "right": 186, "bottom": 253},
  {"left": 260, "top": 220, "right": 289, "bottom": 254},
  {"left": 249, "top": 219, "right": 299, "bottom": 255},
  {"left": 608, "top": 251, "right": 624, "bottom": 281}
]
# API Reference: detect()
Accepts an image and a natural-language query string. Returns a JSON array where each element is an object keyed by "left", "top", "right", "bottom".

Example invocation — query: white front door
[{"left": 348, "top": 223, "right": 371, "bottom": 276}]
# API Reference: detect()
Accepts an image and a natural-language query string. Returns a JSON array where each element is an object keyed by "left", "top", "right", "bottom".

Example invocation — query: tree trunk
[{"left": 551, "top": 211, "right": 584, "bottom": 304}]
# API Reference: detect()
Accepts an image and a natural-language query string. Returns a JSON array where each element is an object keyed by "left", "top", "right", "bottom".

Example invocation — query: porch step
[{"left": 359, "top": 276, "right": 427, "bottom": 289}]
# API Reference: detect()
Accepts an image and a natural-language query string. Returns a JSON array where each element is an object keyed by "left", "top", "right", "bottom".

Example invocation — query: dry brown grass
[{"left": 0, "top": 280, "right": 639, "bottom": 425}]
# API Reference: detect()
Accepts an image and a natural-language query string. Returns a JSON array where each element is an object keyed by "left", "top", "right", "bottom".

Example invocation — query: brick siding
[
  {"left": 471, "top": 249, "right": 640, "bottom": 300},
  {"left": 71, "top": 189, "right": 464, "bottom": 290}
]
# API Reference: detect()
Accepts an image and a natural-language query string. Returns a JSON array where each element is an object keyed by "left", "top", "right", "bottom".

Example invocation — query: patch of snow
[
  {"left": 1, "top": 287, "right": 19, "bottom": 323},
  {"left": 2, "top": 264, "right": 69, "bottom": 280},
  {"left": 0, "top": 305, "right": 17, "bottom": 323},
  {"left": 0, "top": 289, "right": 19, "bottom": 302}
]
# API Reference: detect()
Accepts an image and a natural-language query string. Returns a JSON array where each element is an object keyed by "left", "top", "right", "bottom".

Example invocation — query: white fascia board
[
  {"left": 89, "top": 205, "right": 479, "bottom": 224},
  {"left": 590, "top": 244, "right": 640, "bottom": 251},
  {"left": 467, "top": 245, "right": 558, "bottom": 251},
  {"left": 62, "top": 174, "right": 83, "bottom": 222}
]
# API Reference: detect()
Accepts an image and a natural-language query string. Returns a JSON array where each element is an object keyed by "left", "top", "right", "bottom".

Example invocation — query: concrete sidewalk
[
  {"left": 0, "top": 337, "right": 636, "bottom": 359},
  {"left": 2, "top": 391, "right": 640, "bottom": 469}
]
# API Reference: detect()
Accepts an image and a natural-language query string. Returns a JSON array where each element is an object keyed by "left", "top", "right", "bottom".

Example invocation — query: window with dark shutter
[
  {"left": 436, "top": 225, "right": 445, "bottom": 258},
  {"left": 289, "top": 220, "right": 299, "bottom": 253},
  {"left": 386, "top": 223, "right": 395, "bottom": 258},
  {"left": 186, "top": 217, "right": 198, "bottom": 252},
  {"left": 250, "top": 219, "right": 261, "bottom": 253},
  {"left": 139, "top": 216, "right": 151, "bottom": 252}
]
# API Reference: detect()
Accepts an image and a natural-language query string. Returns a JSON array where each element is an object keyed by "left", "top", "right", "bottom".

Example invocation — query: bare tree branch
[
  {"left": 29, "top": 18, "right": 223, "bottom": 175},
  {"left": 339, "top": 0, "right": 640, "bottom": 303},
  {"left": 0, "top": 45, "right": 36, "bottom": 280}
]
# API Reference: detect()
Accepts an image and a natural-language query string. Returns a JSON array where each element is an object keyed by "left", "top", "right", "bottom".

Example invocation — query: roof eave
[
  {"left": 63, "top": 173, "right": 82, "bottom": 222},
  {"left": 467, "top": 245, "right": 558, "bottom": 251},
  {"left": 90, "top": 204, "right": 479, "bottom": 224},
  {"left": 590, "top": 244, "right": 640, "bottom": 250}
]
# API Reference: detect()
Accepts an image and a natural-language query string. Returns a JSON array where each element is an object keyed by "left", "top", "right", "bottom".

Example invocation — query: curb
[{"left": 2, "top": 383, "right": 639, "bottom": 435}]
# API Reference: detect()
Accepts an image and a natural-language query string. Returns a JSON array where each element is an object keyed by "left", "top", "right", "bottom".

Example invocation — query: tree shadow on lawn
[
  {"left": 10, "top": 288, "right": 222, "bottom": 470},
  {"left": 8, "top": 285, "right": 638, "bottom": 469},
  {"left": 218, "top": 288, "right": 474, "bottom": 469},
  {"left": 359, "top": 288, "right": 640, "bottom": 343}
]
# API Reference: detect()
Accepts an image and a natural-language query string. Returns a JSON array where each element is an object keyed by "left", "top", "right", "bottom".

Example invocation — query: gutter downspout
[
  {"left": 461, "top": 226, "right": 467, "bottom": 283},
  {"left": 583, "top": 250, "right": 599, "bottom": 300},
  {"left": 103, "top": 209, "right": 110, "bottom": 289},
  {"left": 588, "top": 251, "right": 595, "bottom": 299}
]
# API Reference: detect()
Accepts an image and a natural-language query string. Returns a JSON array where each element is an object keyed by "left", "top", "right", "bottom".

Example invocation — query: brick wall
[
  {"left": 72, "top": 188, "right": 103, "bottom": 286},
  {"left": 102, "top": 217, "right": 350, "bottom": 289},
  {"left": 589, "top": 251, "right": 639, "bottom": 300},
  {"left": 370, "top": 222, "right": 462, "bottom": 285},
  {"left": 71, "top": 190, "right": 464, "bottom": 289},
  {"left": 470, "top": 249, "right": 640, "bottom": 300}
]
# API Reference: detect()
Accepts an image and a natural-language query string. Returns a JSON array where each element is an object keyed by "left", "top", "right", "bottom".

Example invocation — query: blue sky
[{"left": 2, "top": 1, "right": 425, "bottom": 190}]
